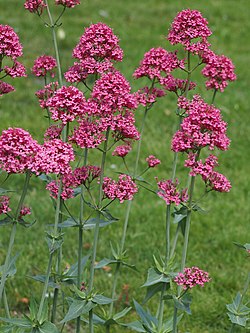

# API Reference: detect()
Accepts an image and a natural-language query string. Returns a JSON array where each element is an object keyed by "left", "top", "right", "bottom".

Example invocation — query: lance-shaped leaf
[
  {"left": 92, "top": 294, "right": 114, "bottom": 305},
  {"left": 143, "top": 283, "right": 166, "bottom": 304},
  {"left": 172, "top": 206, "right": 187, "bottom": 224},
  {"left": 173, "top": 294, "right": 192, "bottom": 315},
  {"left": 142, "top": 268, "right": 170, "bottom": 287},
  {"left": 227, "top": 313, "right": 248, "bottom": 327},
  {"left": 46, "top": 232, "right": 64, "bottom": 254},
  {"left": 38, "top": 321, "right": 59, "bottom": 333},
  {"left": 0, "top": 188, "right": 14, "bottom": 195},
  {"left": 0, "top": 253, "right": 19, "bottom": 278},
  {"left": 61, "top": 299, "right": 96, "bottom": 323},
  {"left": 83, "top": 218, "right": 117, "bottom": 230},
  {"left": 121, "top": 321, "right": 146, "bottom": 332},
  {"left": 57, "top": 218, "right": 79, "bottom": 228},
  {"left": 18, "top": 218, "right": 36, "bottom": 228},
  {"left": 163, "top": 314, "right": 183, "bottom": 332},
  {"left": 133, "top": 300, "right": 158, "bottom": 331},
  {"left": 62, "top": 255, "right": 90, "bottom": 285},
  {"left": 29, "top": 275, "right": 59, "bottom": 289},
  {"left": 0, "top": 216, "right": 13, "bottom": 227},
  {"left": 113, "top": 307, "right": 132, "bottom": 321},
  {"left": 95, "top": 258, "right": 118, "bottom": 269},
  {"left": 0, "top": 317, "right": 32, "bottom": 328},
  {"left": 99, "top": 209, "right": 118, "bottom": 221}
]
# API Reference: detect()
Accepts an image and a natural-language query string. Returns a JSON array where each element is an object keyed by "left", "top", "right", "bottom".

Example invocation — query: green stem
[
  {"left": 89, "top": 309, "right": 93, "bottom": 333},
  {"left": 0, "top": 172, "right": 31, "bottom": 303},
  {"left": 211, "top": 89, "right": 217, "bottom": 104},
  {"left": 109, "top": 262, "right": 120, "bottom": 317},
  {"left": 3, "top": 288, "right": 10, "bottom": 318},
  {"left": 51, "top": 287, "right": 59, "bottom": 323},
  {"left": 38, "top": 253, "right": 54, "bottom": 320},
  {"left": 170, "top": 224, "right": 180, "bottom": 259},
  {"left": 229, "top": 323, "right": 235, "bottom": 333}
]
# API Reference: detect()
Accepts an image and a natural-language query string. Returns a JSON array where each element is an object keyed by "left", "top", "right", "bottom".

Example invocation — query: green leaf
[
  {"left": 95, "top": 258, "right": 118, "bottom": 269},
  {"left": 83, "top": 218, "right": 117, "bottom": 230},
  {"left": 100, "top": 209, "right": 118, "bottom": 221},
  {"left": 121, "top": 321, "right": 146, "bottom": 332},
  {"left": 29, "top": 297, "right": 38, "bottom": 321},
  {"left": 172, "top": 206, "right": 187, "bottom": 224},
  {"left": 38, "top": 298, "right": 48, "bottom": 324},
  {"left": 143, "top": 283, "right": 166, "bottom": 304},
  {"left": 29, "top": 275, "right": 59, "bottom": 289},
  {"left": 92, "top": 294, "right": 114, "bottom": 305},
  {"left": 0, "top": 188, "right": 14, "bottom": 195},
  {"left": 57, "top": 218, "right": 79, "bottom": 228},
  {"left": 61, "top": 300, "right": 96, "bottom": 323},
  {"left": 226, "top": 292, "right": 250, "bottom": 316},
  {"left": 45, "top": 232, "right": 64, "bottom": 254},
  {"left": 0, "top": 317, "right": 32, "bottom": 328},
  {"left": 133, "top": 300, "right": 157, "bottom": 330},
  {"left": 73, "top": 187, "right": 82, "bottom": 197},
  {"left": 173, "top": 294, "right": 192, "bottom": 315},
  {"left": 38, "top": 321, "right": 59, "bottom": 333},
  {"left": 113, "top": 307, "right": 132, "bottom": 321},
  {"left": 62, "top": 255, "right": 90, "bottom": 284},
  {"left": 38, "top": 174, "right": 51, "bottom": 183},
  {"left": 0, "top": 217, "right": 13, "bottom": 226},
  {"left": 142, "top": 268, "right": 170, "bottom": 287},
  {"left": 227, "top": 313, "right": 248, "bottom": 327},
  {"left": 0, "top": 253, "right": 19, "bottom": 278},
  {"left": 163, "top": 314, "right": 183, "bottom": 332}
]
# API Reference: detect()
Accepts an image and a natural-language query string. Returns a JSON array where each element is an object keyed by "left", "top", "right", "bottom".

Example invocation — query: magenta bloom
[
  {"left": 19, "top": 206, "right": 31, "bottom": 218},
  {"left": 111, "top": 111, "right": 140, "bottom": 141},
  {"left": 168, "top": 9, "right": 212, "bottom": 54},
  {"left": 146, "top": 155, "right": 161, "bottom": 168},
  {"left": 157, "top": 178, "right": 188, "bottom": 206},
  {"left": 55, "top": 0, "right": 80, "bottom": 8},
  {"left": 133, "top": 48, "right": 184, "bottom": 80},
  {"left": 0, "top": 25, "right": 23, "bottom": 60},
  {"left": 102, "top": 174, "right": 138, "bottom": 203},
  {"left": 159, "top": 75, "right": 196, "bottom": 94},
  {"left": 202, "top": 52, "right": 236, "bottom": 92},
  {"left": 135, "top": 87, "right": 165, "bottom": 106},
  {"left": 4, "top": 61, "right": 26, "bottom": 78},
  {"left": 73, "top": 22, "right": 123, "bottom": 62},
  {"left": 0, "top": 128, "right": 41, "bottom": 173},
  {"left": 172, "top": 95, "right": 230, "bottom": 152},
  {"left": 46, "top": 86, "right": 85, "bottom": 124},
  {"left": 36, "top": 81, "right": 59, "bottom": 109},
  {"left": 0, "top": 196, "right": 11, "bottom": 214},
  {"left": 174, "top": 266, "right": 210, "bottom": 290},
  {"left": 32, "top": 55, "right": 57, "bottom": 78},
  {"left": 32, "top": 139, "right": 74, "bottom": 175},
  {"left": 44, "top": 124, "right": 63, "bottom": 141},
  {"left": 0, "top": 81, "right": 15, "bottom": 96},
  {"left": 112, "top": 144, "right": 132, "bottom": 158},
  {"left": 46, "top": 180, "right": 74, "bottom": 200},
  {"left": 24, "top": 0, "right": 46, "bottom": 14}
]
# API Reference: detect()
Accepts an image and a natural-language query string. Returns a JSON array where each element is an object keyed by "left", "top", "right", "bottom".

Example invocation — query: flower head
[
  {"left": 55, "top": 0, "right": 80, "bottom": 8},
  {"left": 146, "top": 155, "right": 161, "bottom": 168},
  {"left": 112, "top": 143, "right": 132, "bottom": 158},
  {"left": 4, "top": 61, "right": 26, "bottom": 78},
  {"left": 35, "top": 81, "right": 59, "bottom": 109},
  {"left": 168, "top": 9, "right": 212, "bottom": 53},
  {"left": 0, "top": 128, "right": 41, "bottom": 173},
  {"left": 0, "top": 24, "right": 23, "bottom": 59},
  {"left": 0, "top": 196, "right": 11, "bottom": 214},
  {"left": 73, "top": 23, "right": 123, "bottom": 62},
  {"left": 174, "top": 266, "right": 210, "bottom": 290},
  {"left": 24, "top": 0, "right": 46, "bottom": 14},
  {"left": 157, "top": 178, "right": 188, "bottom": 205},
  {"left": 19, "top": 206, "right": 31, "bottom": 218},
  {"left": 32, "top": 55, "right": 57, "bottom": 78},
  {"left": 0, "top": 81, "right": 15, "bottom": 96}
]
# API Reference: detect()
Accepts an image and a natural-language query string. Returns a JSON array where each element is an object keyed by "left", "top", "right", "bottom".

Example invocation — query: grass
[{"left": 0, "top": 0, "right": 249, "bottom": 332}]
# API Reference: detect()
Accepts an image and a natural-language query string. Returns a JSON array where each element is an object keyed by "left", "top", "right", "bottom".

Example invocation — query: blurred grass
[{"left": 0, "top": 0, "right": 249, "bottom": 332}]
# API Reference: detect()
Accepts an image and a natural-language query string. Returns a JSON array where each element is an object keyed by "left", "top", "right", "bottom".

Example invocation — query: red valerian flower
[
  {"left": 24, "top": 0, "right": 46, "bottom": 15},
  {"left": 32, "top": 55, "right": 57, "bottom": 78},
  {"left": 55, "top": 0, "right": 80, "bottom": 8},
  {"left": 0, "top": 25, "right": 23, "bottom": 59},
  {"left": 174, "top": 266, "right": 210, "bottom": 290},
  {"left": 156, "top": 178, "right": 188, "bottom": 206},
  {"left": 0, "top": 196, "right": 11, "bottom": 214}
]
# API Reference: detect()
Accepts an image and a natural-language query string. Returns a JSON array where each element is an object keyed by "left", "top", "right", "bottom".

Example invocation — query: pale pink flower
[
  {"left": 174, "top": 266, "right": 210, "bottom": 290},
  {"left": 55, "top": 0, "right": 80, "bottom": 8},
  {"left": 146, "top": 155, "right": 161, "bottom": 168},
  {"left": 24, "top": 0, "right": 46, "bottom": 14},
  {"left": 0, "top": 196, "right": 11, "bottom": 214},
  {"left": 32, "top": 55, "right": 57, "bottom": 78}
]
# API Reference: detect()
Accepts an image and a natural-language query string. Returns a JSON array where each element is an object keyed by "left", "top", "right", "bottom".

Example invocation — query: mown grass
[{"left": 0, "top": 0, "right": 249, "bottom": 332}]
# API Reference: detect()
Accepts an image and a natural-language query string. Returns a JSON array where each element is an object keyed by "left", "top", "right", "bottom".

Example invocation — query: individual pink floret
[
  {"left": 168, "top": 9, "right": 212, "bottom": 54},
  {"left": 133, "top": 48, "right": 184, "bottom": 80},
  {"left": 32, "top": 55, "right": 57, "bottom": 78},
  {"left": 102, "top": 174, "right": 138, "bottom": 203},
  {"left": 55, "top": 0, "right": 80, "bottom": 8},
  {"left": 0, "top": 25, "right": 23, "bottom": 59},
  {"left": 0, "top": 128, "right": 41, "bottom": 174},
  {"left": 46, "top": 85, "right": 85, "bottom": 124},
  {"left": 171, "top": 95, "right": 230, "bottom": 152},
  {"left": 202, "top": 52, "right": 236, "bottom": 92},
  {"left": 32, "top": 139, "right": 74, "bottom": 175},
  {"left": 174, "top": 266, "right": 210, "bottom": 290},
  {"left": 73, "top": 22, "right": 123, "bottom": 62},
  {"left": 4, "top": 61, "right": 27, "bottom": 78},
  {"left": 0, "top": 196, "right": 11, "bottom": 214},
  {"left": 146, "top": 155, "right": 161, "bottom": 168},
  {"left": 0, "top": 81, "right": 15, "bottom": 96},
  {"left": 112, "top": 143, "right": 132, "bottom": 157},
  {"left": 157, "top": 178, "right": 188, "bottom": 205},
  {"left": 24, "top": 0, "right": 46, "bottom": 14}
]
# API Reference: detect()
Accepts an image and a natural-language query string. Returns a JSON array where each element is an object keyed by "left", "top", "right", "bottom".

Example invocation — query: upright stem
[
  {"left": 3, "top": 288, "right": 10, "bottom": 318},
  {"left": 0, "top": 171, "right": 31, "bottom": 303},
  {"left": 109, "top": 263, "right": 120, "bottom": 317},
  {"left": 211, "top": 89, "right": 217, "bottom": 104}
]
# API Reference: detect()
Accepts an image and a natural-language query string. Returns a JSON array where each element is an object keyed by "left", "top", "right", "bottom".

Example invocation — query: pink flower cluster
[
  {"left": 172, "top": 95, "right": 230, "bottom": 152},
  {"left": 146, "top": 155, "right": 161, "bottom": 168},
  {"left": 24, "top": 0, "right": 46, "bottom": 14},
  {"left": 44, "top": 124, "right": 63, "bottom": 140},
  {"left": 46, "top": 165, "right": 101, "bottom": 200},
  {"left": 0, "top": 81, "right": 15, "bottom": 96},
  {"left": 0, "top": 196, "right": 11, "bottom": 214},
  {"left": 19, "top": 206, "right": 31, "bottom": 218},
  {"left": 32, "top": 55, "right": 57, "bottom": 78},
  {"left": 168, "top": 9, "right": 212, "bottom": 54},
  {"left": 202, "top": 52, "right": 236, "bottom": 92},
  {"left": 4, "top": 61, "right": 26, "bottom": 78},
  {"left": 102, "top": 174, "right": 138, "bottom": 203},
  {"left": 185, "top": 153, "right": 231, "bottom": 192},
  {"left": 135, "top": 87, "right": 165, "bottom": 106},
  {"left": 46, "top": 85, "right": 85, "bottom": 124},
  {"left": 174, "top": 266, "right": 210, "bottom": 290},
  {"left": 66, "top": 23, "right": 123, "bottom": 81},
  {"left": 157, "top": 178, "right": 188, "bottom": 205},
  {"left": 112, "top": 143, "right": 132, "bottom": 158},
  {"left": 160, "top": 75, "right": 196, "bottom": 95},
  {"left": 0, "top": 128, "right": 40, "bottom": 173},
  {"left": 35, "top": 81, "right": 59, "bottom": 109},
  {"left": 55, "top": 0, "right": 80, "bottom": 8},
  {"left": 133, "top": 48, "right": 184, "bottom": 80}
]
